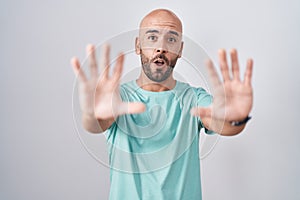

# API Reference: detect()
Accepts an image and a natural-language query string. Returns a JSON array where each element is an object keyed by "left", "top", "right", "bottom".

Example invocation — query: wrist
[{"left": 229, "top": 116, "right": 252, "bottom": 126}]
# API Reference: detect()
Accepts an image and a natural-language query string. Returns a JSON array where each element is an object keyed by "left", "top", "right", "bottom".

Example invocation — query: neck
[{"left": 136, "top": 74, "right": 176, "bottom": 92}]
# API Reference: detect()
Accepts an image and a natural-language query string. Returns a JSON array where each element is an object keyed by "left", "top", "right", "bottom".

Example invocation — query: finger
[
  {"left": 218, "top": 49, "right": 231, "bottom": 82},
  {"left": 70, "top": 57, "right": 87, "bottom": 82},
  {"left": 190, "top": 107, "right": 212, "bottom": 118},
  {"left": 119, "top": 102, "right": 146, "bottom": 115},
  {"left": 230, "top": 49, "right": 240, "bottom": 81},
  {"left": 205, "top": 59, "right": 221, "bottom": 87},
  {"left": 244, "top": 58, "right": 253, "bottom": 86},
  {"left": 86, "top": 44, "right": 98, "bottom": 79},
  {"left": 99, "top": 44, "right": 110, "bottom": 79},
  {"left": 112, "top": 53, "right": 124, "bottom": 84}
]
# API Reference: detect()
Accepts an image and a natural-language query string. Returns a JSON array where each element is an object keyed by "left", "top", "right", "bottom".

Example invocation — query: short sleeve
[{"left": 194, "top": 87, "right": 216, "bottom": 135}]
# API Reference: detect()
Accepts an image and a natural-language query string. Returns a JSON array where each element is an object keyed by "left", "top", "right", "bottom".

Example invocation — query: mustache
[{"left": 151, "top": 54, "right": 169, "bottom": 64}]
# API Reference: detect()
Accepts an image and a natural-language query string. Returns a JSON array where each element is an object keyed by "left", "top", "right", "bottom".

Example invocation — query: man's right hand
[{"left": 71, "top": 44, "right": 146, "bottom": 132}]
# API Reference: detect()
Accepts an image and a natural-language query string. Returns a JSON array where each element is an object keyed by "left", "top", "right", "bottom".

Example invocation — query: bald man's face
[{"left": 135, "top": 11, "right": 183, "bottom": 82}]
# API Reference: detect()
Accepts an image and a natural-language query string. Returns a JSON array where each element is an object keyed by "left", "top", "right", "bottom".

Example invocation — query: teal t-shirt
[{"left": 105, "top": 80, "right": 213, "bottom": 200}]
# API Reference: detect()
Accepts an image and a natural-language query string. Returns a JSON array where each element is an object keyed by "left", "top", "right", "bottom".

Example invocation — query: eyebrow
[
  {"left": 145, "top": 29, "right": 179, "bottom": 36},
  {"left": 168, "top": 30, "right": 179, "bottom": 36},
  {"left": 145, "top": 30, "right": 159, "bottom": 34}
]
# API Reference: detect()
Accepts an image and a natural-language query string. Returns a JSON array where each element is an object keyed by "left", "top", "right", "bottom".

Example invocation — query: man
[{"left": 71, "top": 9, "right": 253, "bottom": 200}]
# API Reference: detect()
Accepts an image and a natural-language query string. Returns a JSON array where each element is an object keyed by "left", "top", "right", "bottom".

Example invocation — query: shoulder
[
  {"left": 120, "top": 80, "right": 136, "bottom": 90},
  {"left": 119, "top": 80, "right": 137, "bottom": 96},
  {"left": 175, "top": 81, "right": 212, "bottom": 106},
  {"left": 175, "top": 81, "right": 209, "bottom": 96}
]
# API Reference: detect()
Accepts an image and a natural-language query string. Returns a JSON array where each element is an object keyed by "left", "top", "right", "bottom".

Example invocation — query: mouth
[{"left": 153, "top": 59, "right": 166, "bottom": 67}]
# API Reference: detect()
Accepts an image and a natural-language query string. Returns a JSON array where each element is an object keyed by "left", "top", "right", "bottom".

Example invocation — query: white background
[{"left": 1, "top": 0, "right": 299, "bottom": 199}]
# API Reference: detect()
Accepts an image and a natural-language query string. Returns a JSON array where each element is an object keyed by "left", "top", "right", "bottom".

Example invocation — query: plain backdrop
[{"left": 1, "top": 0, "right": 299, "bottom": 199}]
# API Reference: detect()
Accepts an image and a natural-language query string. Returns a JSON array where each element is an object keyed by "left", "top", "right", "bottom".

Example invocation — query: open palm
[
  {"left": 71, "top": 44, "right": 145, "bottom": 121},
  {"left": 192, "top": 49, "right": 253, "bottom": 123}
]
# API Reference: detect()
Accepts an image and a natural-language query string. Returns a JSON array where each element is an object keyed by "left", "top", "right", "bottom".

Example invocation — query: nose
[
  {"left": 155, "top": 41, "right": 168, "bottom": 54},
  {"left": 156, "top": 47, "right": 167, "bottom": 54}
]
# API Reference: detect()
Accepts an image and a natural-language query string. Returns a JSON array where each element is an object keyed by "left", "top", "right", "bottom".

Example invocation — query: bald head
[{"left": 140, "top": 9, "right": 183, "bottom": 33}]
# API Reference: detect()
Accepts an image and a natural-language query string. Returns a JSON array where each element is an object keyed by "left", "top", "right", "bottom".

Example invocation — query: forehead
[{"left": 140, "top": 27, "right": 181, "bottom": 37}]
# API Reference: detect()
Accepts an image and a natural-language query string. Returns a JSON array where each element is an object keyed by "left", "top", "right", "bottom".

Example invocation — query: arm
[
  {"left": 191, "top": 49, "right": 253, "bottom": 136},
  {"left": 71, "top": 44, "right": 146, "bottom": 134},
  {"left": 81, "top": 113, "right": 115, "bottom": 133}
]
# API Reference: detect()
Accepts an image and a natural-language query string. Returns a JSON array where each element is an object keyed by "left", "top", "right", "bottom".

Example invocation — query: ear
[
  {"left": 177, "top": 41, "right": 184, "bottom": 58},
  {"left": 135, "top": 37, "right": 141, "bottom": 55}
]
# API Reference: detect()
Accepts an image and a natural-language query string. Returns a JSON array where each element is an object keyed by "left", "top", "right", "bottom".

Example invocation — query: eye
[
  {"left": 148, "top": 35, "right": 157, "bottom": 41},
  {"left": 167, "top": 37, "right": 177, "bottom": 43}
]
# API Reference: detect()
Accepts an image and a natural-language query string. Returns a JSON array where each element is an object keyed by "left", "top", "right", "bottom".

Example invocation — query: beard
[{"left": 140, "top": 51, "right": 179, "bottom": 83}]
